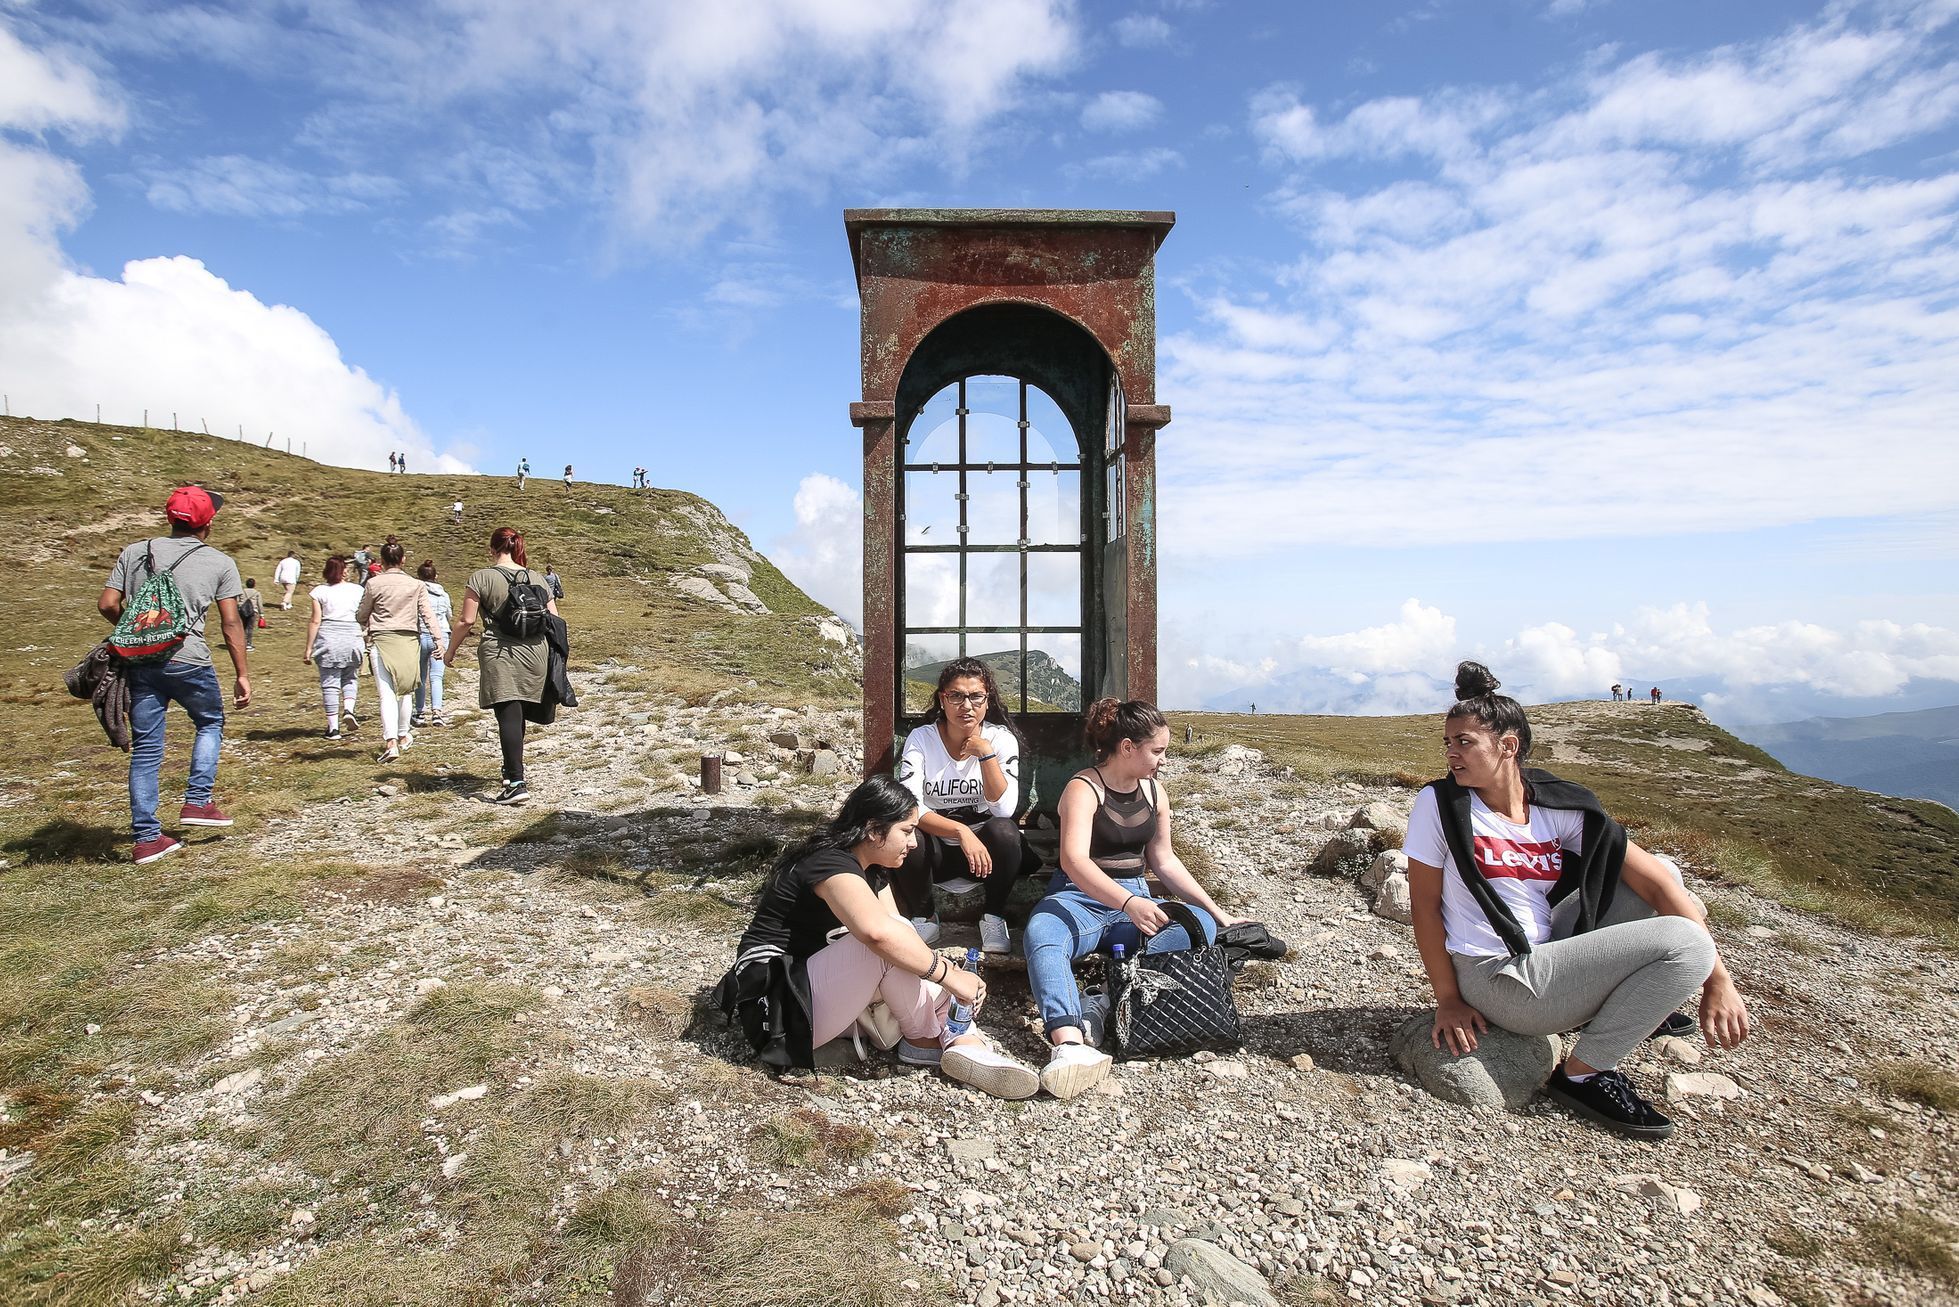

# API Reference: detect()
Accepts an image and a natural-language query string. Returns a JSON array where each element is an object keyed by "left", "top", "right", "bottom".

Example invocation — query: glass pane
[
  {"left": 904, "top": 553, "right": 960, "bottom": 630},
  {"left": 1027, "top": 385, "right": 1077, "bottom": 462},
  {"left": 903, "top": 469, "right": 959, "bottom": 544},
  {"left": 1027, "top": 552, "right": 1080, "bottom": 628},
  {"left": 901, "top": 633, "right": 962, "bottom": 714},
  {"left": 962, "top": 376, "right": 1023, "bottom": 464},
  {"left": 1106, "top": 461, "right": 1124, "bottom": 541},
  {"left": 964, "top": 553, "right": 1020, "bottom": 629},
  {"left": 1024, "top": 634, "right": 1082, "bottom": 713},
  {"left": 907, "top": 385, "right": 959, "bottom": 462},
  {"left": 1027, "top": 470, "right": 1080, "bottom": 546},
  {"left": 965, "top": 470, "right": 1019, "bottom": 547}
]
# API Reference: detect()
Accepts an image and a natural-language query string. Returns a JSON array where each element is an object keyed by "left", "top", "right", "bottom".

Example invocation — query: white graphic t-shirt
[
  {"left": 898, "top": 722, "right": 1020, "bottom": 842},
  {"left": 1405, "top": 785, "right": 1586, "bottom": 957}
]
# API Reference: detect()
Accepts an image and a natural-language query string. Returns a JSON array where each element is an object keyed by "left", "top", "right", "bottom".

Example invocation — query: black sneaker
[
  {"left": 1544, "top": 1068, "right": 1673, "bottom": 1140},
  {"left": 491, "top": 781, "right": 530, "bottom": 805},
  {"left": 1650, "top": 1011, "right": 1697, "bottom": 1041}
]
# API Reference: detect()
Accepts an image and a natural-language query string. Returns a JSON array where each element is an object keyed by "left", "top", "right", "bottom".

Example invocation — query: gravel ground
[{"left": 112, "top": 671, "right": 1959, "bottom": 1306}]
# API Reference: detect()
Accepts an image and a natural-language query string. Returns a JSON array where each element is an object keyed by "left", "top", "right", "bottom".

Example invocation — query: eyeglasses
[{"left": 941, "top": 691, "right": 989, "bottom": 708}]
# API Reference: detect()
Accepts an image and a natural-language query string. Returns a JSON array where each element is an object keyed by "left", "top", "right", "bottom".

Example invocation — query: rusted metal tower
[{"left": 846, "top": 208, "right": 1173, "bottom": 812}]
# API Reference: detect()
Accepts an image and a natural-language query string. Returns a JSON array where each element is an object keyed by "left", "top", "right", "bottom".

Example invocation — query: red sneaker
[
  {"left": 133, "top": 834, "right": 183, "bottom": 864},
  {"left": 179, "top": 802, "right": 234, "bottom": 828}
]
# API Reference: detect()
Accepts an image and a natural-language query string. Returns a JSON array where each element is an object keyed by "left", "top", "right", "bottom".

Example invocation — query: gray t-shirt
[{"left": 106, "top": 536, "right": 243, "bottom": 667}]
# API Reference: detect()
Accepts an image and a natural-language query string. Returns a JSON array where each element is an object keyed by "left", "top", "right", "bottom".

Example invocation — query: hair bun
[{"left": 1454, "top": 660, "right": 1500, "bottom": 699}]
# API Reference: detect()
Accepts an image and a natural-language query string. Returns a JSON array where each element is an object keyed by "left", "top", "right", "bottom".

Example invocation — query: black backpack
[{"left": 498, "top": 568, "right": 550, "bottom": 640}]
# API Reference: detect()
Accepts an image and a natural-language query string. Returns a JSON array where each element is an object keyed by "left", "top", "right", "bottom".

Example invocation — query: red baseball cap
[{"left": 165, "top": 485, "right": 225, "bottom": 528}]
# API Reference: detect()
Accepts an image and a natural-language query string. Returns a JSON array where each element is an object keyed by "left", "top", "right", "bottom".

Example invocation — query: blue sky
[{"left": 4, "top": 0, "right": 1957, "bottom": 723}]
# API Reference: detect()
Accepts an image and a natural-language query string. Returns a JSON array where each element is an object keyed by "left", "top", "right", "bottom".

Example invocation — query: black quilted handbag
[{"left": 1106, "top": 902, "right": 1243, "bottom": 1060}]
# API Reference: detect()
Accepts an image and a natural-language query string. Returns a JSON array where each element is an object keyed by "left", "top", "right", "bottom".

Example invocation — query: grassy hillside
[
  {"left": 1176, "top": 700, "right": 1959, "bottom": 946},
  {"left": 0, "top": 415, "right": 855, "bottom": 711}
]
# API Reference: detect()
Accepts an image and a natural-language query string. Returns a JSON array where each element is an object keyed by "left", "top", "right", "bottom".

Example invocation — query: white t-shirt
[
  {"left": 311, "top": 581, "right": 365, "bottom": 623},
  {"left": 898, "top": 721, "right": 1020, "bottom": 842},
  {"left": 274, "top": 556, "right": 300, "bottom": 585},
  {"left": 1405, "top": 785, "right": 1586, "bottom": 958}
]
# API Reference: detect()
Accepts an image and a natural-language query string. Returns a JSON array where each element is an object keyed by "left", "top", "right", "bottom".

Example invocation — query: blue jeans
[
  {"left": 414, "top": 633, "right": 446, "bottom": 718},
  {"left": 1024, "top": 873, "right": 1217, "bottom": 1036},
  {"left": 128, "top": 660, "right": 226, "bottom": 842}
]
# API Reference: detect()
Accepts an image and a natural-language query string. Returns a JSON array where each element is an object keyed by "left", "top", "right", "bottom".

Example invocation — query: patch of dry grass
[
  {"left": 1858, "top": 1209, "right": 1959, "bottom": 1286},
  {"left": 751, "top": 1108, "right": 876, "bottom": 1169},
  {"left": 1869, "top": 1060, "right": 1959, "bottom": 1113}
]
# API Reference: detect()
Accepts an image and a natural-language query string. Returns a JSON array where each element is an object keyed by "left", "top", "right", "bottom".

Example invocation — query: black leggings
[
  {"left": 493, "top": 701, "right": 527, "bottom": 782},
  {"left": 893, "top": 815, "right": 1037, "bottom": 918}
]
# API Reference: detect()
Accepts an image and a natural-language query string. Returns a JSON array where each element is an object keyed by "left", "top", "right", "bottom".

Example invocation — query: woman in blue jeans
[{"left": 1024, "top": 698, "right": 1245, "bottom": 1099}]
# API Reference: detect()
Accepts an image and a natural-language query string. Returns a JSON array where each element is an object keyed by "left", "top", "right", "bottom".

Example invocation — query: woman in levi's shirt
[{"left": 1403, "top": 662, "right": 1751, "bottom": 1141}]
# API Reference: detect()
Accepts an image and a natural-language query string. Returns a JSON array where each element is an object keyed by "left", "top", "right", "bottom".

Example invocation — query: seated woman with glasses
[
  {"left": 1023, "top": 698, "right": 1244, "bottom": 1099},
  {"left": 894, "top": 658, "right": 1041, "bottom": 955}
]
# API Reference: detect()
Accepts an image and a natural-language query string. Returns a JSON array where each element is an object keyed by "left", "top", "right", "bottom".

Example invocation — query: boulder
[
  {"left": 1310, "top": 829, "right": 1375, "bottom": 876},
  {"left": 808, "top": 748, "right": 842, "bottom": 776},
  {"left": 1161, "top": 1239, "right": 1282, "bottom": 1307},
  {"left": 1360, "top": 849, "right": 1407, "bottom": 894},
  {"left": 768, "top": 730, "right": 801, "bottom": 749},
  {"left": 1388, "top": 1013, "right": 1558, "bottom": 1110},
  {"left": 1349, "top": 800, "right": 1405, "bottom": 833},
  {"left": 1371, "top": 871, "right": 1413, "bottom": 925}
]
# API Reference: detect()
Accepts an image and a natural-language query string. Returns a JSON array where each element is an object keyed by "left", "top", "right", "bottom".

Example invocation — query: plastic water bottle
[{"left": 943, "top": 948, "right": 982, "bottom": 1039}]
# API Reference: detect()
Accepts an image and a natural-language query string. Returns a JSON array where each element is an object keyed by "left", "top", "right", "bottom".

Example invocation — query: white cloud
[
  {"left": 144, "top": 155, "right": 403, "bottom": 219},
  {"left": 1173, "top": 599, "right": 1959, "bottom": 716},
  {"left": 771, "top": 472, "right": 864, "bottom": 626},
  {"left": 0, "top": 18, "right": 459, "bottom": 473},
  {"left": 1082, "top": 89, "right": 1163, "bottom": 132},
  {"left": 1168, "top": 2, "right": 1959, "bottom": 559},
  {"left": 1113, "top": 15, "right": 1173, "bottom": 48},
  {"left": 1067, "top": 146, "right": 1182, "bottom": 179}
]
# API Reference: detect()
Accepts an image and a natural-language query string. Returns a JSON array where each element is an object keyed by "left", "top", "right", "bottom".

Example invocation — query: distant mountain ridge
[
  {"left": 904, "top": 646, "right": 1082, "bottom": 712},
  {"left": 1734, "top": 705, "right": 1959, "bottom": 810}
]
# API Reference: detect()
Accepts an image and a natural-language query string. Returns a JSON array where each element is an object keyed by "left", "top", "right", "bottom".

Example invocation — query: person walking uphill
[
  {"left": 99, "top": 485, "right": 251, "bottom": 865},
  {"left": 442, "top": 526, "right": 561, "bottom": 805},
  {"left": 356, "top": 542, "right": 440, "bottom": 763},
  {"left": 274, "top": 550, "right": 300, "bottom": 609},
  {"left": 1405, "top": 662, "right": 1750, "bottom": 1141}
]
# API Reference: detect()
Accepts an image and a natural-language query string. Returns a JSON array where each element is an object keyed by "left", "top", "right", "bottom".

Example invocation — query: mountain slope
[{"left": 1734, "top": 705, "right": 1959, "bottom": 809}]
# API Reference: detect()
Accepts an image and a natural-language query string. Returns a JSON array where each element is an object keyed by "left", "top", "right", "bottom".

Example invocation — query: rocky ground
[{"left": 96, "top": 671, "right": 1959, "bottom": 1307}]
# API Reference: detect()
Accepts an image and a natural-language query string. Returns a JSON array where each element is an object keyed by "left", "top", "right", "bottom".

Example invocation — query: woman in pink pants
[{"left": 718, "top": 775, "right": 1038, "bottom": 1097}]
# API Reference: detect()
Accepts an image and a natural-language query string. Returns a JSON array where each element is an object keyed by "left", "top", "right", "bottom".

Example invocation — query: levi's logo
[{"left": 1473, "top": 836, "right": 1564, "bottom": 881}]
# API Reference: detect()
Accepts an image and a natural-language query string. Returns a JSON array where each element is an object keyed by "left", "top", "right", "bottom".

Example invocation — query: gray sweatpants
[{"left": 1452, "top": 859, "right": 1716, "bottom": 1072}]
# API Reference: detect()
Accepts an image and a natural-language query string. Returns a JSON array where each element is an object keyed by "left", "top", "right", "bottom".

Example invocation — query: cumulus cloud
[
  {"left": 1174, "top": 599, "right": 1959, "bottom": 717},
  {"left": 0, "top": 19, "right": 458, "bottom": 471},
  {"left": 1081, "top": 89, "right": 1163, "bottom": 132},
  {"left": 771, "top": 472, "right": 864, "bottom": 626},
  {"left": 1167, "top": 2, "right": 1959, "bottom": 558}
]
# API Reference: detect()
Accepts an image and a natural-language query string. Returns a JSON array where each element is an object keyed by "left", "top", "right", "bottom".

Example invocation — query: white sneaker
[
  {"left": 896, "top": 1039, "right": 942, "bottom": 1068},
  {"left": 1040, "top": 1041, "right": 1112, "bottom": 1100},
  {"left": 910, "top": 916, "right": 942, "bottom": 945},
  {"left": 942, "top": 1038, "right": 1040, "bottom": 1100},
  {"left": 978, "top": 913, "right": 1011, "bottom": 954}
]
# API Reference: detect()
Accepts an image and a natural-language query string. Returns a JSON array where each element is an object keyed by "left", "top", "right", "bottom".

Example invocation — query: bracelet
[
  {"left": 974, "top": 752, "right": 998, "bottom": 763},
  {"left": 925, "top": 955, "right": 946, "bottom": 983},
  {"left": 1121, "top": 893, "right": 1137, "bottom": 912}
]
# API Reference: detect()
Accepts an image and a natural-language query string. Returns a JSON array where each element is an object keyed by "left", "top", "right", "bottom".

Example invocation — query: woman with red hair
[
  {"left": 442, "top": 527, "right": 558, "bottom": 803},
  {"left": 302, "top": 555, "right": 366, "bottom": 739}
]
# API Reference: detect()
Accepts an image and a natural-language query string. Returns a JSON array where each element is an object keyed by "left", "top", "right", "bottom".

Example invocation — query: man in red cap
[{"left": 99, "top": 485, "right": 252, "bottom": 864}]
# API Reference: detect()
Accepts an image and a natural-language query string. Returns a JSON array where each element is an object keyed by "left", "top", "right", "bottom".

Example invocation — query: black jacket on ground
[
  {"left": 523, "top": 613, "right": 577, "bottom": 725},
  {"left": 1426, "top": 768, "right": 1628, "bottom": 957}
]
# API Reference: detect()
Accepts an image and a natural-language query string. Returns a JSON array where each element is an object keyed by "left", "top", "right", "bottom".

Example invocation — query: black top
[
  {"left": 1071, "top": 770, "right": 1157, "bottom": 876},
  {"left": 735, "top": 847, "right": 887, "bottom": 962}
]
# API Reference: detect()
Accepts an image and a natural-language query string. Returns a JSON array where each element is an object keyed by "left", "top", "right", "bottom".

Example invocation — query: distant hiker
[
  {"left": 398, "top": 452, "right": 407, "bottom": 474},
  {"left": 356, "top": 542, "right": 440, "bottom": 763},
  {"left": 239, "top": 580, "right": 262, "bottom": 651},
  {"left": 543, "top": 565, "right": 564, "bottom": 601},
  {"left": 714, "top": 775, "right": 1040, "bottom": 1097},
  {"left": 303, "top": 555, "right": 366, "bottom": 739},
  {"left": 1651, "top": 686, "right": 1661, "bottom": 704},
  {"left": 451, "top": 499, "right": 463, "bottom": 525},
  {"left": 389, "top": 452, "right": 398, "bottom": 473},
  {"left": 1024, "top": 699, "right": 1243, "bottom": 1100},
  {"left": 563, "top": 463, "right": 574, "bottom": 491},
  {"left": 1610, "top": 684, "right": 1622, "bottom": 702},
  {"left": 1404, "top": 662, "right": 1749, "bottom": 1141},
  {"left": 412, "top": 560, "right": 452, "bottom": 729},
  {"left": 351, "top": 545, "right": 372, "bottom": 585},
  {"left": 515, "top": 458, "right": 529, "bottom": 490},
  {"left": 274, "top": 550, "right": 300, "bottom": 609},
  {"left": 442, "top": 526, "right": 560, "bottom": 805},
  {"left": 893, "top": 658, "right": 1038, "bottom": 955},
  {"left": 99, "top": 485, "right": 250, "bottom": 865}
]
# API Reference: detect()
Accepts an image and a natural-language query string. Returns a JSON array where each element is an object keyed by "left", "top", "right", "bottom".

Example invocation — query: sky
[{"left": 4, "top": 0, "right": 1957, "bottom": 725}]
